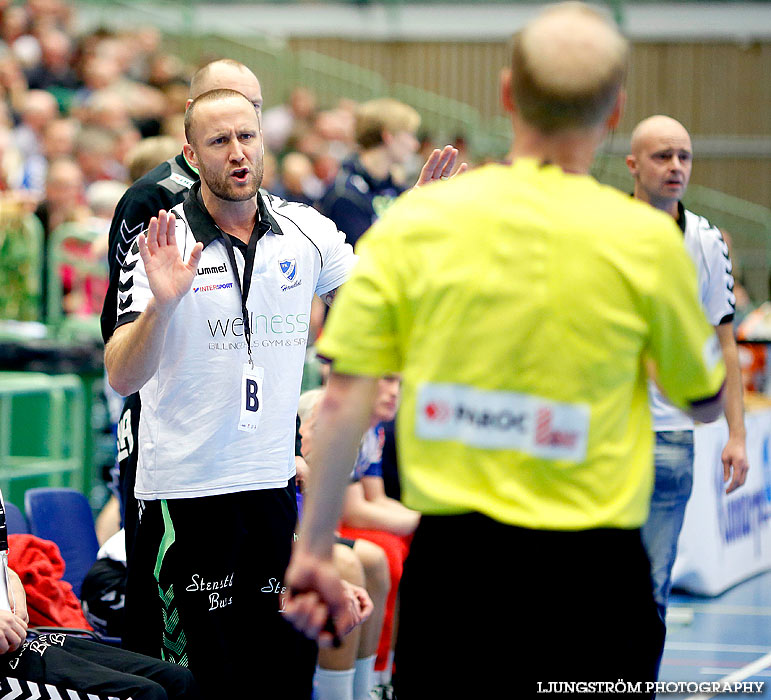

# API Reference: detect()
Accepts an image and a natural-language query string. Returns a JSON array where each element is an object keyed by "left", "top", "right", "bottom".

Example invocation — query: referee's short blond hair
[
  {"left": 510, "top": 2, "right": 628, "bottom": 133},
  {"left": 355, "top": 98, "right": 420, "bottom": 149}
]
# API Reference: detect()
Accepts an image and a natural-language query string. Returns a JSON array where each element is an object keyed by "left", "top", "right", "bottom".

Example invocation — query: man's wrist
[{"left": 147, "top": 296, "right": 180, "bottom": 322}]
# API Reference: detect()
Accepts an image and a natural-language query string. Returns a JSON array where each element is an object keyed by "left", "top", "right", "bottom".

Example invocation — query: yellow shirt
[{"left": 317, "top": 159, "right": 725, "bottom": 530}]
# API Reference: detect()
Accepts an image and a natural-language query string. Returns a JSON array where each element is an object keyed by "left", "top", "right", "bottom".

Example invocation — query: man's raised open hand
[
  {"left": 138, "top": 210, "right": 203, "bottom": 309},
  {"left": 414, "top": 144, "right": 469, "bottom": 188}
]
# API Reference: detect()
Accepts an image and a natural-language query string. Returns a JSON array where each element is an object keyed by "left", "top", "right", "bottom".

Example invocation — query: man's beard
[{"left": 200, "top": 159, "right": 263, "bottom": 202}]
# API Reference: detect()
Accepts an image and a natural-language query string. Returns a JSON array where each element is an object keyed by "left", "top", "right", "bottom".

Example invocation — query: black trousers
[
  {"left": 394, "top": 514, "right": 665, "bottom": 699},
  {"left": 0, "top": 634, "right": 199, "bottom": 700},
  {"left": 124, "top": 484, "right": 317, "bottom": 699}
]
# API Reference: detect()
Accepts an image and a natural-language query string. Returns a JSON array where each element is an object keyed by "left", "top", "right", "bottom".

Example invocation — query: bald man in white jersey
[{"left": 627, "top": 115, "right": 748, "bottom": 650}]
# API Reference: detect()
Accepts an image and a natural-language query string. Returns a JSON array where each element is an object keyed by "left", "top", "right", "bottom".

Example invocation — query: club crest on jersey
[{"left": 279, "top": 259, "right": 297, "bottom": 281}]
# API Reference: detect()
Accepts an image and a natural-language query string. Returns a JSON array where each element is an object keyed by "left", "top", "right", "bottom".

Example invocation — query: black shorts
[
  {"left": 395, "top": 513, "right": 664, "bottom": 699},
  {"left": 124, "top": 481, "right": 316, "bottom": 698}
]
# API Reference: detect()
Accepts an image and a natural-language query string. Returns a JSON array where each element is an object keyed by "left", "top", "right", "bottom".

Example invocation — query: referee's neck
[{"left": 509, "top": 121, "right": 604, "bottom": 175}]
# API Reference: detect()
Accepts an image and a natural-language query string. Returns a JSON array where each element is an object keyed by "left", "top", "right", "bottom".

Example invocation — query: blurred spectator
[
  {"left": 26, "top": 0, "right": 72, "bottom": 30},
  {"left": 263, "top": 85, "right": 317, "bottom": 154},
  {"left": 124, "top": 26, "right": 161, "bottom": 82},
  {"left": 25, "top": 27, "right": 78, "bottom": 92},
  {"left": 0, "top": 126, "right": 25, "bottom": 191},
  {"left": 160, "top": 111, "right": 185, "bottom": 144},
  {"left": 13, "top": 88, "right": 58, "bottom": 160},
  {"left": 42, "top": 116, "right": 76, "bottom": 158},
  {"left": 33, "top": 155, "right": 88, "bottom": 319},
  {"left": 320, "top": 98, "right": 420, "bottom": 248},
  {"left": 86, "top": 179, "right": 127, "bottom": 237},
  {"left": 1, "top": 6, "right": 30, "bottom": 46},
  {"left": 74, "top": 125, "right": 126, "bottom": 184},
  {"left": 315, "top": 107, "right": 355, "bottom": 162},
  {"left": 261, "top": 148, "right": 278, "bottom": 192},
  {"left": 82, "top": 89, "right": 132, "bottom": 131},
  {"left": 34, "top": 155, "right": 87, "bottom": 238},
  {"left": 147, "top": 51, "right": 187, "bottom": 91},
  {"left": 0, "top": 47, "right": 29, "bottom": 115},
  {"left": 275, "top": 151, "right": 324, "bottom": 206},
  {"left": 125, "top": 135, "right": 180, "bottom": 183},
  {"left": 58, "top": 179, "right": 126, "bottom": 317}
]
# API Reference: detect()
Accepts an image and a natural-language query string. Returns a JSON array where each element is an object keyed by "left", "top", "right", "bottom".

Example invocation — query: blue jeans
[{"left": 641, "top": 430, "right": 695, "bottom": 623}]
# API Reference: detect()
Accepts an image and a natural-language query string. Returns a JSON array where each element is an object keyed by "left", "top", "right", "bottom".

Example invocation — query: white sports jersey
[
  {"left": 116, "top": 188, "right": 355, "bottom": 499},
  {"left": 650, "top": 204, "right": 735, "bottom": 430}
]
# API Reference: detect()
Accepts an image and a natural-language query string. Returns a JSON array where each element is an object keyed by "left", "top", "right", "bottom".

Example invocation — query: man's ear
[
  {"left": 500, "top": 68, "right": 515, "bottom": 115},
  {"left": 625, "top": 154, "right": 637, "bottom": 176},
  {"left": 183, "top": 142, "right": 198, "bottom": 169}
]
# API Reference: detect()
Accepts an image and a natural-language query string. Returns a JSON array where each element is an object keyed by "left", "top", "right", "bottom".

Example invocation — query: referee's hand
[{"left": 285, "top": 549, "right": 349, "bottom": 647}]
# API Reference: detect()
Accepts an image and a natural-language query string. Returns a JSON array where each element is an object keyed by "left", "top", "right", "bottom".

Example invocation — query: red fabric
[
  {"left": 7, "top": 534, "right": 91, "bottom": 629},
  {"left": 337, "top": 526, "right": 412, "bottom": 672}
]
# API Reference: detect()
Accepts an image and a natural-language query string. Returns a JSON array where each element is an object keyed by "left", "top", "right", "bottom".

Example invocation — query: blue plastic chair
[
  {"left": 24, "top": 488, "right": 99, "bottom": 599},
  {"left": 5, "top": 502, "right": 29, "bottom": 535}
]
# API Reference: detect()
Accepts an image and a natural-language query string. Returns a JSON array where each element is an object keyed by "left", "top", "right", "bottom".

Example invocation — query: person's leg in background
[
  {"left": 352, "top": 539, "right": 390, "bottom": 700},
  {"left": 315, "top": 544, "right": 365, "bottom": 700},
  {"left": 641, "top": 431, "right": 695, "bottom": 622}
]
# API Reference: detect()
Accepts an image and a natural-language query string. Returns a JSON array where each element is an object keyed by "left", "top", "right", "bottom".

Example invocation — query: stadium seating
[
  {"left": 5, "top": 502, "right": 29, "bottom": 535},
  {"left": 24, "top": 487, "right": 99, "bottom": 599}
]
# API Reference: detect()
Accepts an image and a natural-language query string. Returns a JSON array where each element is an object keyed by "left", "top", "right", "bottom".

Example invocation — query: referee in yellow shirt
[{"left": 285, "top": 3, "right": 725, "bottom": 697}]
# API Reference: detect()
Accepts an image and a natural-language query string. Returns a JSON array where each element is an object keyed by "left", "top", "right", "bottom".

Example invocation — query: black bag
[{"left": 80, "top": 558, "right": 126, "bottom": 637}]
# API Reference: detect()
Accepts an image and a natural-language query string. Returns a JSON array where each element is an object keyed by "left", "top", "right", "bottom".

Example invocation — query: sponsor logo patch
[
  {"left": 194, "top": 282, "right": 234, "bottom": 294},
  {"left": 416, "top": 383, "right": 589, "bottom": 461}
]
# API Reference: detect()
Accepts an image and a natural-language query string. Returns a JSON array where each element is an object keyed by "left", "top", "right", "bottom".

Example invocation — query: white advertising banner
[{"left": 672, "top": 409, "right": 771, "bottom": 596}]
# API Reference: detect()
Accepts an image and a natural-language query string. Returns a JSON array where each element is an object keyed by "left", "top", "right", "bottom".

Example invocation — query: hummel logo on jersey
[
  {"left": 197, "top": 262, "right": 228, "bottom": 276},
  {"left": 279, "top": 259, "right": 297, "bottom": 281}
]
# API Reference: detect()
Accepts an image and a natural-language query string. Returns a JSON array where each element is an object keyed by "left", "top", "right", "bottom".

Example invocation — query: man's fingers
[
  {"left": 156, "top": 210, "right": 169, "bottom": 248},
  {"left": 726, "top": 465, "right": 748, "bottom": 494},
  {"left": 145, "top": 218, "right": 159, "bottom": 254},
  {"left": 166, "top": 212, "right": 177, "bottom": 248},
  {"left": 724, "top": 457, "right": 748, "bottom": 493},
  {"left": 4, "top": 628, "right": 22, "bottom": 652},
  {"left": 187, "top": 241, "right": 204, "bottom": 271},
  {"left": 454, "top": 162, "right": 470, "bottom": 177},
  {"left": 285, "top": 591, "right": 333, "bottom": 641},
  {"left": 137, "top": 233, "right": 150, "bottom": 266},
  {"left": 417, "top": 148, "right": 442, "bottom": 184},
  {"left": 436, "top": 145, "right": 457, "bottom": 177}
]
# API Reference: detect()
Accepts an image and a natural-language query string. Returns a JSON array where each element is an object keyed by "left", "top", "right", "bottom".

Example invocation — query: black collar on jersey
[
  {"left": 182, "top": 181, "right": 283, "bottom": 249},
  {"left": 676, "top": 200, "right": 687, "bottom": 233}
]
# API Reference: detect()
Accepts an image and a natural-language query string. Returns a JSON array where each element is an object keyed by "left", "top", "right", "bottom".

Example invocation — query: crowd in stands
[
  {"left": 0, "top": 0, "right": 473, "bottom": 327},
  {"left": 0, "top": 2, "right": 474, "bottom": 697}
]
